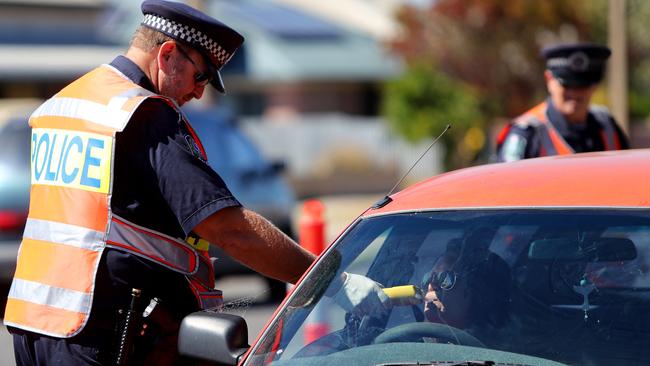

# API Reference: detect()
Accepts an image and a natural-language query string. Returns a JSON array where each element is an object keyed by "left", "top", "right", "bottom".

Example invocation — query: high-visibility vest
[
  {"left": 510, "top": 102, "right": 622, "bottom": 156},
  {"left": 4, "top": 64, "right": 221, "bottom": 338}
]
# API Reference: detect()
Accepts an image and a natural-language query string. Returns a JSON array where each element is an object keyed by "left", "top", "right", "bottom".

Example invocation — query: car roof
[{"left": 366, "top": 149, "right": 650, "bottom": 216}]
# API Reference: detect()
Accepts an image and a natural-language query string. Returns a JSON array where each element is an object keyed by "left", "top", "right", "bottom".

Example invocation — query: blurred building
[
  {"left": 0, "top": 0, "right": 442, "bottom": 196},
  {"left": 0, "top": 0, "right": 403, "bottom": 118},
  {"left": 0, "top": 0, "right": 123, "bottom": 98},
  {"left": 206, "top": 0, "right": 402, "bottom": 119}
]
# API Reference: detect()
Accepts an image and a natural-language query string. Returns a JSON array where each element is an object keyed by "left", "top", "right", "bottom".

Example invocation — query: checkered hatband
[{"left": 142, "top": 14, "right": 232, "bottom": 69}]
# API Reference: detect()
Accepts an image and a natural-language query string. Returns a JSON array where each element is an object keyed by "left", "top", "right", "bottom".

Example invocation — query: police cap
[
  {"left": 541, "top": 43, "right": 611, "bottom": 87},
  {"left": 140, "top": 0, "right": 244, "bottom": 93}
]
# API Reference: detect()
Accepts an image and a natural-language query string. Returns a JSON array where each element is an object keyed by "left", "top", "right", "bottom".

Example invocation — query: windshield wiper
[{"left": 378, "top": 361, "right": 499, "bottom": 366}]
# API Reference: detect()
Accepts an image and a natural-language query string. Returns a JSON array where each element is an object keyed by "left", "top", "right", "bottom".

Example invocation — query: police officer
[
  {"left": 496, "top": 43, "right": 628, "bottom": 162},
  {"left": 4, "top": 1, "right": 388, "bottom": 364},
  {"left": 4, "top": 0, "right": 390, "bottom": 365}
]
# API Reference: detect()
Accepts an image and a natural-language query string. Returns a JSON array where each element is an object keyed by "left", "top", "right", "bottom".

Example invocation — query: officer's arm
[
  {"left": 497, "top": 126, "right": 530, "bottom": 162},
  {"left": 193, "top": 206, "right": 316, "bottom": 284}
]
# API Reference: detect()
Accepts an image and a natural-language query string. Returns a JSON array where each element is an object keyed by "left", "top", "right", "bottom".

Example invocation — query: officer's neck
[
  {"left": 124, "top": 47, "right": 160, "bottom": 94},
  {"left": 548, "top": 98, "right": 588, "bottom": 125},
  {"left": 564, "top": 111, "right": 588, "bottom": 124}
]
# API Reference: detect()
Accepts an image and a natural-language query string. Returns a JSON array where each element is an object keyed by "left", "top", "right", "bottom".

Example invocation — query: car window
[
  {"left": 0, "top": 118, "right": 31, "bottom": 208},
  {"left": 186, "top": 112, "right": 268, "bottom": 184},
  {"left": 218, "top": 126, "right": 265, "bottom": 170},
  {"left": 248, "top": 209, "right": 650, "bottom": 366},
  {"left": 0, "top": 119, "right": 30, "bottom": 172},
  {"left": 585, "top": 225, "right": 650, "bottom": 288}
]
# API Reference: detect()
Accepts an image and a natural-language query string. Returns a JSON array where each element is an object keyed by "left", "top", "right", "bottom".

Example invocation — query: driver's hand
[
  {"left": 331, "top": 273, "right": 390, "bottom": 316},
  {"left": 423, "top": 284, "right": 444, "bottom": 322}
]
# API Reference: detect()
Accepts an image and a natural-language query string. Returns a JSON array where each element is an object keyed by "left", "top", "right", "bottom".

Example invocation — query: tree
[
  {"left": 383, "top": 63, "right": 482, "bottom": 170},
  {"left": 626, "top": 0, "right": 650, "bottom": 119},
  {"left": 383, "top": 0, "right": 608, "bottom": 170}
]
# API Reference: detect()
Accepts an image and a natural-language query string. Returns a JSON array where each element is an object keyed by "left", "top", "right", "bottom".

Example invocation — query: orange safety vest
[
  {"left": 505, "top": 102, "right": 622, "bottom": 157},
  {"left": 4, "top": 65, "right": 221, "bottom": 338}
]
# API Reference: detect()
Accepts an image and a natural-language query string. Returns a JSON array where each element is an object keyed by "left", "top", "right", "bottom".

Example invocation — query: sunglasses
[
  {"left": 423, "top": 269, "right": 458, "bottom": 291},
  {"left": 175, "top": 44, "right": 213, "bottom": 87}
]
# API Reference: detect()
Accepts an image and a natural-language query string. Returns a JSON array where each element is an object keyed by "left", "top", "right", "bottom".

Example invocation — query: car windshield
[
  {"left": 184, "top": 108, "right": 269, "bottom": 182},
  {"left": 247, "top": 209, "right": 650, "bottom": 366}
]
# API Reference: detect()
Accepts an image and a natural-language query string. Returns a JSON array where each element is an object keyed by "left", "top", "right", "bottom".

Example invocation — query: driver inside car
[
  {"left": 423, "top": 244, "right": 470, "bottom": 328},
  {"left": 422, "top": 228, "right": 511, "bottom": 334}
]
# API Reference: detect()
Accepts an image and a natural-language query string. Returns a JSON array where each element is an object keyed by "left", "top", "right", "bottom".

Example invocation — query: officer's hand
[{"left": 331, "top": 272, "right": 390, "bottom": 316}]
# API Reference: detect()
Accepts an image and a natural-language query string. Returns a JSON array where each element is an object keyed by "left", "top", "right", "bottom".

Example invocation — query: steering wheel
[
  {"left": 373, "top": 322, "right": 485, "bottom": 347},
  {"left": 294, "top": 331, "right": 348, "bottom": 358}
]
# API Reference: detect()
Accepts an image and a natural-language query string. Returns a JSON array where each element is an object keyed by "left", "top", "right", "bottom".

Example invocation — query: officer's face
[
  {"left": 545, "top": 70, "right": 597, "bottom": 123},
  {"left": 158, "top": 42, "right": 208, "bottom": 106}
]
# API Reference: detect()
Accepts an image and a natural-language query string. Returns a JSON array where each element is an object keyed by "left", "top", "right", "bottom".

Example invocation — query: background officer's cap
[
  {"left": 541, "top": 43, "right": 611, "bottom": 87},
  {"left": 141, "top": 0, "right": 244, "bottom": 93}
]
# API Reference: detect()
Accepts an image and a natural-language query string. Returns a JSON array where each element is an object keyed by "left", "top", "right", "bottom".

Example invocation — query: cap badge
[{"left": 567, "top": 51, "right": 589, "bottom": 72}]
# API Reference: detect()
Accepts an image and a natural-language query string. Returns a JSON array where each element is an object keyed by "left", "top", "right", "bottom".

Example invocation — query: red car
[{"left": 179, "top": 149, "right": 650, "bottom": 366}]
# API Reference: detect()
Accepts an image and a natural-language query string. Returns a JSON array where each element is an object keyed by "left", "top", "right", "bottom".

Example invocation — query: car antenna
[{"left": 372, "top": 124, "right": 451, "bottom": 209}]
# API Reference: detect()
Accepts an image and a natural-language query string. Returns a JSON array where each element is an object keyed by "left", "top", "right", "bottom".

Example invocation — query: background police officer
[{"left": 496, "top": 43, "right": 629, "bottom": 162}]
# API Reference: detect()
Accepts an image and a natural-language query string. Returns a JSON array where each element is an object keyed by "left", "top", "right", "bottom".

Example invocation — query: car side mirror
[
  {"left": 270, "top": 160, "right": 286, "bottom": 174},
  {"left": 178, "top": 311, "right": 250, "bottom": 365},
  {"left": 241, "top": 161, "right": 287, "bottom": 183}
]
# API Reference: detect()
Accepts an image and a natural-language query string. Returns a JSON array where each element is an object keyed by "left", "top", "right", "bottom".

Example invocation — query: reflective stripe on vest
[
  {"left": 107, "top": 215, "right": 199, "bottom": 275},
  {"left": 515, "top": 102, "right": 573, "bottom": 156},
  {"left": 105, "top": 215, "right": 221, "bottom": 309},
  {"left": 4, "top": 64, "right": 219, "bottom": 337},
  {"left": 591, "top": 106, "right": 621, "bottom": 151},
  {"left": 515, "top": 102, "right": 621, "bottom": 157}
]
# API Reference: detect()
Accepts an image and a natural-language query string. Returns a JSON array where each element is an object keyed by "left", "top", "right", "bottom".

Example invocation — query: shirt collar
[
  {"left": 109, "top": 55, "right": 156, "bottom": 92},
  {"left": 546, "top": 97, "right": 588, "bottom": 135}
]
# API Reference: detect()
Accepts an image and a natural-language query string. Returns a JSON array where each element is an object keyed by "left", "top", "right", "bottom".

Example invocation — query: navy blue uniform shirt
[
  {"left": 497, "top": 98, "right": 629, "bottom": 162},
  {"left": 84, "top": 56, "right": 241, "bottom": 338}
]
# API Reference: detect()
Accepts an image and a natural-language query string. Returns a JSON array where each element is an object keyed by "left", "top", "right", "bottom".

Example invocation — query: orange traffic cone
[{"left": 299, "top": 199, "right": 329, "bottom": 344}]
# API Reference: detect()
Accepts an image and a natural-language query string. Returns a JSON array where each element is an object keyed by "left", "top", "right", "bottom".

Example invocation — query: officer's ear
[
  {"left": 543, "top": 70, "right": 555, "bottom": 83},
  {"left": 543, "top": 70, "right": 557, "bottom": 93},
  {"left": 157, "top": 41, "right": 177, "bottom": 74}
]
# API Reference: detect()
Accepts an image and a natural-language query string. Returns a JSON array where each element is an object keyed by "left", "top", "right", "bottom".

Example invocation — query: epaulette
[
  {"left": 512, "top": 113, "right": 542, "bottom": 129},
  {"left": 589, "top": 104, "right": 614, "bottom": 129}
]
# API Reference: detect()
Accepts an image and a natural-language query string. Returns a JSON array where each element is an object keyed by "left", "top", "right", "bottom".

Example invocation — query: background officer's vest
[
  {"left": 4, "top": 65, "right": 220, "bottom": 338},
  {"left": 496, "top": 102, "right": 622, "bottom": 156}
]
